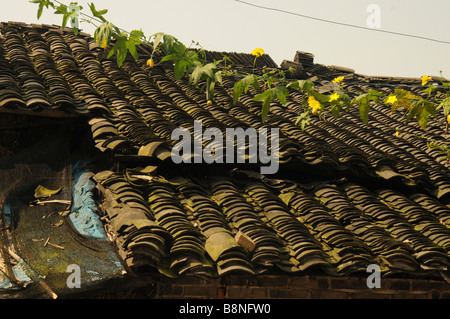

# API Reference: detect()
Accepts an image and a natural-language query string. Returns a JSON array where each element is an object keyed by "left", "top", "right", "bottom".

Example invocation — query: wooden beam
[{"left": 0, "top": 107, "right": 83, "bottom": 119}]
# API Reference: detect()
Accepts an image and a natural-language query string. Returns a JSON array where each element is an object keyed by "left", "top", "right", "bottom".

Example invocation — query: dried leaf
[
  {"left": 58, "top": 210, "right": 70, "bottom": 216},
  {"left": 51, "top": 220, "right": 64, "bottom": 227},
  {"left": 34, "top": 185, "right": 61, "bottom": 199}
]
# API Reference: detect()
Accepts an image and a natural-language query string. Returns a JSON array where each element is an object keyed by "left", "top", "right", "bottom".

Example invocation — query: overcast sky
[{"left": 1, "top": 0, "right": 449, "bottom": 78}]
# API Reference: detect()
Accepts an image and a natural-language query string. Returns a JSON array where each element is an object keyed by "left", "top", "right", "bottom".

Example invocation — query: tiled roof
[
  {"left": 2, "top": 22, "right": 450, "bottom": 283},
  {"left": 93, "top": 167, "right": 450, "bottom": 279}
]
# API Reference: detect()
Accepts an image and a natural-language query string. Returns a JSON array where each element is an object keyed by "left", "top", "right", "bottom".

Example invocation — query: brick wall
[{"left": 158, "top": 275, "right": 450, "bottom": 299}]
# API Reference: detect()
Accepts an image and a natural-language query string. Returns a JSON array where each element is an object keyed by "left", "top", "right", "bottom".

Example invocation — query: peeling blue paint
[
  {"left": 0, "top": 274, "right": 13, "bottom": 290},
  {"left": 85, "top": 270, "right": 99, "bottom": 275},
  {"left": 0, "top": 259, "right": 32, "bottom": 290},
  {"left": 12, "top": 259, "right": 32, "bottom": 287},
  {"left": 3, "top": 204, "right": 11, "bottom": 227},
  {"left": 70, "top": 162, "right": 107, "bottom": 239}
]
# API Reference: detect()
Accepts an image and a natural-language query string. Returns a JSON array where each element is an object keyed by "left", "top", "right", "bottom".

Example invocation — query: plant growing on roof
[
  {"left": 30, "top": 0, "right": 226, "bottom": 104},
  {"left": 285, "top": 78, "right": 351, "bottom": 128},
  {"left": 251, "top": 48, "right": 264, "bottom": 73},
  {"left": 31, "top": 1, "right": 450, "bottom": 162},
  {"left": 31, "top": 0, "right": 83, "bottom": 33},
  {"left": 237, "top": 67, "right": 291, "bottom": 123},
  {"left": 432, "top": 73, "right": 450, "bottom": 134}
]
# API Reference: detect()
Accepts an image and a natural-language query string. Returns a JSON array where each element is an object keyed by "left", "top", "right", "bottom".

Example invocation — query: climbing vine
[{"left": 30, "top": 0, "right": 450, "bottom": 162}]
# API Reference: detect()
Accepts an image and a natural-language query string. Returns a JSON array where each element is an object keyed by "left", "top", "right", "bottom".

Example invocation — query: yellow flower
[
  {"left": 332, "top": 76, "right": 344, "bottom": 83},
  {"left": 421, "top": 75, "right": 432, "bottom": 86},
  {"left": 207, "top": 100, "right": 212, "bottom": 106},
  {"left": 447, "top": 114, "right": 450, "bottom": 124},
  {"left": 395, "top": 131, "right": 399, "bottom": 138},
  {"left": 252, "top": 48, "right": 264, "bottom": 57},
  {"left": 100, "top": 37, "right": 107, "bottom": 48},
  {"left": 329, "top": 92, "right": 340, "bottom": 102},
  {"left": 386, "top": 95, "right": 398, "bottom": 105},
  {"left": 308, "top": 96, "right": 321, "bottom": 115},
  {"left": 146, "top": 58, "right": 155, "bottom": 68}
]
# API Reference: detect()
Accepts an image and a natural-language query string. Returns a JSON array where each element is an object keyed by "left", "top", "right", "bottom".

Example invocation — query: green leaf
[
  {"left": 367, "top": 89, "right": 384, "bottom": 99},
  {"left": 394, "top": 88, "right": 417, "bottom": 99},
  {"left": 352, "top": 90, "right": 382, "bottom": 124},
  {"left": 109, "top": 33, "right": 129, "bottom": 67},
  {"left": 295, "top": 112, "right": 310, "bottom": 130},
  {"left": 116, "top": 46, "right": 127, "bottom": 67},
  {"left": 310, "top": 90, "right": 330, "bottom": 104},
  {"left": 189, "top": 63, "right": 216, "bottom": 87},
  {"left": 357, "top": 97, "right": 369, "bottom": 124},
  {"left": 107, "top": 43, "right": 118, "bottom": 59},
  {"left": 184, "top": 50, "right": 198, "bottom": 62},
  {"left": 253, "top": 90, "right": 271, "bottom": 102},
  {"left": 241, "top": 74, "right": 259, "bottom": 94},
  {"left": 287, "top": 80, "right": 314, "bottom": 92},
  {"left": 417, "top": 108, "right": 431, "bottom": 129},
  {"left": 174, "top": 59, "right": 188, "bottom": 80},
  {"left": 88, "top": 2, "right": 108, "bottom": 22},
  {"left": 233, "top": 81, "right": 244, "bottom": 104},
  {"left": 32, "top": 0, "right": 55, "bottom": 19},
  {"left": 62, "top": 14, "right": 69, "bottom": 29},
  {"left": 261, "top": 97, "right": 272, "bottom": 123},
  {"left": 423, "top": 100, "right": 437, "bottom": 116},
  {"left": 53, "top": 4, "right": 67, "bottom": 13},
  {"left": 126, "top": 30, "right": 144, "bottom": 61},
  {"left": 159, "top": 54, "right": 182, "bottom": 63},
  {"left": 151, "top": 32, "right": 164, "bottom": 51},
  {"left": 254, "top": 90, "right": 273, "bottom": 123},
  {"left": 331, "top": 104, "right": 342, "bottom": 118},
  {"left": 406, "top": 101, "right": 420, "bottom": 123},
  {"left": 407, "top": 100, "right": 435, "bottom": 129},
  {"left": 277, "top": 92, "right": 287, "bottom": 105},
  {"left": 215, "top": 70, "right": 223, "bottom": 86},
  {"left": 439, "top": 97, "right": 450, "bottom": 116},
  {"left": 421, "top": 85, "right": 437, "bottom": 94},
  {"left": 126, "top": 41, "right": 138, "bottom": 60},
  {"left": 203, "top": 63, "right": 216, "bottom": 79},
  {"left": 337, "top": 92, "right": 352, "bottom": 112},
  {"left": 163, "top": 34, "right": 176, "bottom": 53},
  {"left": 129, "top": 29, "right": 144, "bottom": 45},
  {"left": 207, "top": 78, "right": 215, "bottom": 101},
  {"left": 253, "top": 86, "right": 288, "bottom": 121},
  {"left": 172, "top": 41, "right": 186, "bottom": 55},
  {"left": 38, "top": 3, "right": 44, "bottom": 19},
  {"left": 189, "top": 65, "right": 203, "bottom": 87},
  {"left": 54, "top": 4, "right": 68, "bottom": 25},
  {"left": 274, "top": 86, "right": 288, "bottom": 105}
]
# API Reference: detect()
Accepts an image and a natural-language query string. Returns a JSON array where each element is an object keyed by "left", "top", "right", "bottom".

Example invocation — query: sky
[{"left": 1, "top": 0, "right": 449, "bottom": 78}]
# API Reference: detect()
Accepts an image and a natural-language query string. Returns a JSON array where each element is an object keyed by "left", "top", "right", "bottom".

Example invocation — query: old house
[{"left": 1, "top": 21, "right": 450, "bottom": 299}]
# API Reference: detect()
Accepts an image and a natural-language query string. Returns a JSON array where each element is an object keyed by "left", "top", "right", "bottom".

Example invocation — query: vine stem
[{"left": 252, "top": 56, "right": 257, "bottom": 75}]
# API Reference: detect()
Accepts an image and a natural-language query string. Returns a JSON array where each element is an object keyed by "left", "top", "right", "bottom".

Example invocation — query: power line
[{"left": 234, "top": 0, "right": 450, "bottom": 45}]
